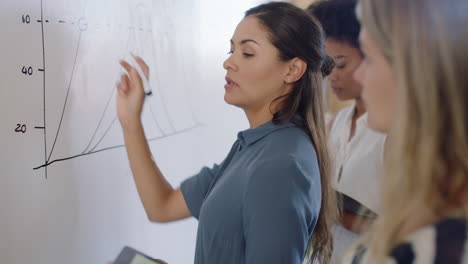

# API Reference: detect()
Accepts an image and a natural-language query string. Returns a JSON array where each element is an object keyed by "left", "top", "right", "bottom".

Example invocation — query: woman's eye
[
  {"left": 227, "top": 50, "right": 253, "bottom": 57},
  {"left": 336, "top": 64, "right": 346, "bottom": 69}
]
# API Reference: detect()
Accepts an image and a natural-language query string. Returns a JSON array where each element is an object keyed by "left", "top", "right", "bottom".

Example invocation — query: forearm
[{"left": 122, "top": 120, "right": 174, "bottom": 221}]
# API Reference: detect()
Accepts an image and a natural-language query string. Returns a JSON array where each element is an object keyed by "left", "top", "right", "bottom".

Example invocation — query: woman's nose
[
  {"left": 328, "top": 68, "right": 339, "bottom": 81},
  {"left": 223, "top": 53, "right": 238, "bottom": 72}
]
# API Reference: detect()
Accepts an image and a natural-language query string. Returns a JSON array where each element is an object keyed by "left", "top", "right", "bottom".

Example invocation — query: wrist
[{"left": 122, "top": 119, "right": 144, "bottom": 134}]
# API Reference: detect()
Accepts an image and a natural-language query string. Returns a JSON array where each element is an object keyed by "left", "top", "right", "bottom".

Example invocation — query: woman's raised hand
[{"left": 116, "top": 56, "right": 150, "bottom": 129}]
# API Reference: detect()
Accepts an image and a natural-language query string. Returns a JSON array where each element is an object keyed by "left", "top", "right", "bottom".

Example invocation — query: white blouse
[{"left": 328, "top": 104, "right": 386, "bottom": 214}]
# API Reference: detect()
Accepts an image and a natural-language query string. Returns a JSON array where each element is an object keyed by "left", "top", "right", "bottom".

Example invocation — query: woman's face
[
  {"left": 325, "top": 38, "right": 363, "bottom": 101},
  {"left": 223, "top": 16, "right": 291, "bottom": 112},
  {"left": 353, "top": 29, "right": 397, "bottom": 132}
]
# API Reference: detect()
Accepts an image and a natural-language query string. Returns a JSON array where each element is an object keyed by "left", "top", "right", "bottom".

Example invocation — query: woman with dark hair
[
  {"left": 308, "top": 0, "right": 386, "bottom": 262},
  {"left": 116, "top": 2, "right": 337, "bottom": 264}
]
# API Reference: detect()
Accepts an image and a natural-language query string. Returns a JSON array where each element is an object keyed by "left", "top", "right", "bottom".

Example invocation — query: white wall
[{"left": 0, "top": 0, "right": 259, "bottom": 263}]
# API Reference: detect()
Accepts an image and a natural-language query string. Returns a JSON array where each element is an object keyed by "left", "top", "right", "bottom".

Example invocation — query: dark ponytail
[{"left": 321, "top": 56, "right": 336, "bottom": 77}]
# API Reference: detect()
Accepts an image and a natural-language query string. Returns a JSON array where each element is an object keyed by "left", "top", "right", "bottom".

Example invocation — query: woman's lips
[
  {"left": 331, "top": 87, "right": 343, "bottom": 94},
  {"left": 225, "top": 77, "right": 238, "bottom": 90}
]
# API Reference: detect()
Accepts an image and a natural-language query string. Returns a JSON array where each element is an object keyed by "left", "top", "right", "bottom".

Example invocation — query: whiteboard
[{"left": 0, "top": 0, "right": 261, "bottom": 263}]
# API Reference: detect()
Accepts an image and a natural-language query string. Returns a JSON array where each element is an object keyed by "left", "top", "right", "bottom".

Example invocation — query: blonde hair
[{"left": 359, "top": 0, "right": 468, "bottom": 261}]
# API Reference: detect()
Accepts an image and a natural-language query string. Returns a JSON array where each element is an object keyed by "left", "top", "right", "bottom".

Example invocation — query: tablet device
[{"left": 114, "top": 246, "right": 167, "bottom": 264}]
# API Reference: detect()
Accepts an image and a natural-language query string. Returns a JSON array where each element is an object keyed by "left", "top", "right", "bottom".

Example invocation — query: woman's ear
[{"left": 284, "top": 57, "right": 307, "bottom": 84}]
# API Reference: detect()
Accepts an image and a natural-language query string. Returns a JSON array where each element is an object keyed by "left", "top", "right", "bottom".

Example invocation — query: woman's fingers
[
  {"left": 129, "top": 67, "right": 144, "bottom": 88},
  {"left": 118, "top": 60, "right": 144, "bottom": 94},
  {"left": 117, "top": 74, "right": 130, "bottom": 95},
  {"left": 134, "top": 56, "right": 149, "bottom": 79},
  {"left": 120, "top": 56, "right": 149, "bottom": 79},
  {"left": 118, "top": 57, "right": 149, "bottom": 96},
  {"left": 119, "top": 60, "right": 132, "bottom": 74}
]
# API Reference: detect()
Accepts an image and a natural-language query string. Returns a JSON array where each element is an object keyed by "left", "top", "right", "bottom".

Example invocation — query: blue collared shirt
[{"left": 181, "top": 120, "right": 322, "bottom": 264}]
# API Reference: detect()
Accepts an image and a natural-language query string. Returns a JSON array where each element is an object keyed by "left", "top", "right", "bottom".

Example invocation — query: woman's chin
[
  {"left": 224, "top": 94, "right": 238, "bottom": 106},
  {"left": 334, "top": 93, "right": 353, "bottom": 101},
  {"left": 367, "top": 114, "right": 389, "bottom": 133},
  {"left": 224, "top": 100, "right": 245, "bottom": 111}
]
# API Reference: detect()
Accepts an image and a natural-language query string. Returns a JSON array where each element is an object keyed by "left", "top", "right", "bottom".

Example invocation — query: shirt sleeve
[
  {"left": 242, "top": 155, "right": 321, "bottom": 264},
  {"left": 180, "top": 164, "right": 220, "bottom": 219},
  {"left": 181, "top": 140, "right": 240, "bottom": 220}
]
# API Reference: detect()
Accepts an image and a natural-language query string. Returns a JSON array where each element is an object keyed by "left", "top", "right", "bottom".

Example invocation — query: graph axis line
[
  {"left": 33, "top": 124, "right": 202, "bottom": 170},
  {"left": 40, "top": 0, "right": 48, "bottom": 179},
  {"left": 35, "top": 3, "right": 203, "bottom": 175}
]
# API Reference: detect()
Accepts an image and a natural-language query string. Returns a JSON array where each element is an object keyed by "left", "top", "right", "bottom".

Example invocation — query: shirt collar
[
  {"left": 237, "top": 120, "right": 297, "bottom": 148},
  {"left": 346, "top": 102, "right": 369, "bottom": 129}
]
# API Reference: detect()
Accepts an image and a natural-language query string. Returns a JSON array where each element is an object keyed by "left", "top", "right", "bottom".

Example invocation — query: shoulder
[
  {"left": 331, "top": 105, "right": 354, "bottom": 129},
  {"left": 329, "top": 105, "right": 354, "bottom": 144},
  {"left": 263, "top": 124, "right": 318, "bottom": 161},
  {"left": 246, "top": 150, "right": 319, "bottom": 184},
  {"left": 242, "top": 122, "right": 322, "bottom": 200},
  {"left": 261, "top": 125, "right": 320, "bottom": 183},
  {"left": 244, "top": 143, "right": 321, "bottom": 204},
  {"left": 243, "top": 153, "right": 322, "bottom": 216}
]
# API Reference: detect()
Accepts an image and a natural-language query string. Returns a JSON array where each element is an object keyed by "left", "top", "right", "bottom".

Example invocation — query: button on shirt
[
  {"left": 329, "top": 104, "right": 386, "bottom": 213},
  {"left": 181, "top": 120, "right": 322, "bottom": 264}
]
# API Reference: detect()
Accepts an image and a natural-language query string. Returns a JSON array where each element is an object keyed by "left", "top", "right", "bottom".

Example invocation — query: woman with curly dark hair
[{"left": 308, "top": 0, "right": 386, "bottom": 262}]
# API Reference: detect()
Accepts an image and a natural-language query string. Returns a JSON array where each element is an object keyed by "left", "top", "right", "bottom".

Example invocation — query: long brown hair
[{"left": 246, "top": 2, "right": 338, "bottom": 263}]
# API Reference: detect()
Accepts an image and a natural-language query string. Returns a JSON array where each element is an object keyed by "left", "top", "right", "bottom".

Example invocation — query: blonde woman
[{"left": 343, "top": 0, "right": 468, "bottom": 263}]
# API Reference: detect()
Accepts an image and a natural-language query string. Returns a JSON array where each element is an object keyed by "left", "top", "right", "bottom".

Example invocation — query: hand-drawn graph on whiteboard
[{"left": 17, "top": 0, "right": 202, "bottom": 177}]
